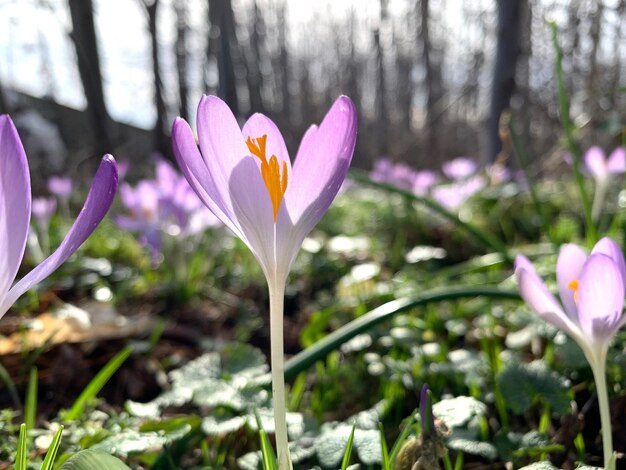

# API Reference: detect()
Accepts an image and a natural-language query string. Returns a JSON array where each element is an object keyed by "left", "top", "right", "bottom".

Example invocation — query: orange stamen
[
  {"left": 568, "top": 279, "right": 579, "bottom": 304},
  {"left": 246, "top": 135, "right": 288, "bottom": 222}
]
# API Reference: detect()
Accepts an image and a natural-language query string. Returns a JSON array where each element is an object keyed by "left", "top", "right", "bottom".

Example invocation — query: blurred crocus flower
[
  {"left": 0, "top": 115, "right": 118, "bottom": 319},
  {"left": 584, "top": 146, "right": 626, "bottom": 182},
  {"left": 117, "top": 159, "right": 218, "bottom": 264},
  {"left": 432, "top": 175, "right": 486, "bottom": 210},
  {"left": 515, "top": 237, "right": 626, "bottom": 464},
  {"left": 31, "top": 197, "right": 57, "bottom": 227},
  {"left": 412, "top": 170, "right": 439, "bottom": 196},
  {"left": 442, "top": 157, "right": 477, "bottom": 180},
  {"left": 173, "top": 95, "right": 357, "bottom": 469},
  {"left": 47, "top": 175, "right": 73, "bottom": 200}
]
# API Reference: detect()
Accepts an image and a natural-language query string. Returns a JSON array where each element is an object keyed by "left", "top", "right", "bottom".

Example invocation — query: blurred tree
[
  {"left": 488, "top": 0, "right": 525, "bottom": 163},
  {"left": 208, "top": 0, "right": 239, "bottom": 115},
  {"left": 374, "top": 0, "right": 388, "bottom": 156},
  {"left": 67, "top": 0, "right": 112, "bottom": 155},
  {"left": 174, "top": 0, "right": 189, "bottom": 122},
  {"left": 242, "top": 0, "right": 265, "bottom": 114},
  {"left": 141, "top": 0, "right": 171, "bottom": 159}
]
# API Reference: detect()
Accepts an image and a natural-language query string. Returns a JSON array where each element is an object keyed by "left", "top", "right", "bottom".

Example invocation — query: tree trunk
[
  {"left": 174, "top": 0, "right": 189, "bottom": 121},
  {"left": 67, "top": 0, "right": 112, "bottom": 155},
  {"left": 374, "top": 0, "right": 388, "bottom": 156},
  {"left": 142, "top": 0, "right": 171, "bottom": 159},
  {"left": 208, "top": 0, "right": 239, "bottom": 116},
  {"left": 488, "top": 0, "right": 525, "bottom": 163}
]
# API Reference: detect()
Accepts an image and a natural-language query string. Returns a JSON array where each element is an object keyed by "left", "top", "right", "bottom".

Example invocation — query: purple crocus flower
[
  {"left": 172, "top": 95, "right": 357, "bottom": 469},
  {"left": 515, "top": 237, "right": 625, "bottom": 465},
  {"left": 431, "top": 175, "right": 486, "bottom": 210},
  {"left": 584, "top": 146, "right": 626, "bottom": 181},
  {"left": 0, "top": 115, "right": 118, "bottom": 318},
  {"left": 515, "top": 237, "right": 626, "bottom": 361},
  {"left": 172, "top": 95, "right": 357, "bottom": 286},
  {"left": 47, "top": 175, "right": 73, "bottom": 200},
  {"left": 442, "top": 157, "right": 477, "bottom": 180},
  {"left": 31, "top": 197, "right": 57, "bottom": 227}
]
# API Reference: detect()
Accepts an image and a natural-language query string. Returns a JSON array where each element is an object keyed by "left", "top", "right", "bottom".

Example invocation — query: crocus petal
[
  {"left": 228, "top": 158, "right": 276, "bottom": 279},
  {"left": 607, "top": 146, "right": 626, "bottom": 174},
  {"left": 287, "top": 96, "right": 357, "bottom": 232},
  {"left": 515, "top": 255, "right": 583, "bottom": 339},
  {"left": 196, "top": 96, "right": 249, "bottom": 202},
  {"left": 0, "top": 115, "right": 31, "bottom": 302},
  {"left": 592, "top": 237, "right": 626, "bottom": 285},
  {"left": 277, "top": 97, "right": 356, "bottom": 273},
  {"left": 172, "top": 117, "right": 245, "bottom": 241},
  {"left": 556, "top": 243, "right": 587, "bottom": 320},
  {"left": 242, "top": 113, "right": 291, "bottom": 169},
  {"left": 584, "top": 146, "right": 607, "bottom": 179},
  {"left": 0, "top": 155, "right": 118, "bottom": 316},
  {"left": 577, "top": 254, "right": 625, "bottom": 341}
]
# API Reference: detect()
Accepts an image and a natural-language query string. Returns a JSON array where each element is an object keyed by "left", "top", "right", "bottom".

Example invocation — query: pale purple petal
[
  {"left": 172, "top": 117, "right": 243, "bottom": 240},
  {"left": 442, "top": 157, "right": 477, "bottom": 180},
  {"left": 277, "top": 97, "right": 356, "bottom": 274},
  {"left": 47, "top": 176, "right": 73, "bottom": 199},
  {"left": 31, "top": 197, "right": 57, "bottom": 224},
  {"left": 286, "top": 96, "right": 357, "bottom": 230},
  {"left": 0, "top": 115, "right": 31, "bottom": 301},
  {"left": 1, "top": 155, "right": 118, "bottom": 315},
  {"left": 556, "top": 243, "right": 587, "bottom": 320},
  {"left": 607, "top": 146, "right": 626, "bottom": 174},
  {"left": 584, "top": 146, "right": 607, "bottom": 179},
  {"left": 156, "top": 159, "right": 180, "bottom": 196},
  {"left": 577, "top": 254, "right": 625, "bottom": 340},
  {"left": 228, "top": 158, "right": 276, "bottom": 279},
  {"left": 242, "top": 113, "right": 292, "bottom": 169},
  {"left": 515, "top": 255, "right": 581, "bottom": 338},
  {"left": 591, "top": 237, "right": 626, "bottom": 286},
  {"left": 196, "top": 96, "right": 248, "bottom": 201}
]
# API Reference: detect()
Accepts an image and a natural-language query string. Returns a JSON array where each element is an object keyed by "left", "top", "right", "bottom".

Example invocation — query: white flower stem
[
  {"left": 590, "top": 358, "right": 613, "bottom": 468},
  {"left": 268, "top": 280, "right": 292, "bottom": 470}
]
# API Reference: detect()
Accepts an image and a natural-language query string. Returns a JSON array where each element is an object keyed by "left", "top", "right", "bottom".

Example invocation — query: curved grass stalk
[{"left": 284, "top": 287, "right": 520, "bottom": 381}]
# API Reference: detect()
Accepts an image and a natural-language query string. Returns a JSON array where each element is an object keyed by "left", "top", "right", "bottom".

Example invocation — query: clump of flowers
[
  {"left": 515, "top": 237, "right": 625, "bottom": 467},
  {"left": 0, "top": 114, "right": 118, "bottom": 319},
  {"left": 172, "top": 95, "right": 357, "bottom": 469},
  {"left": 117, "top": 159, "right": 219, "bottom": 265}
]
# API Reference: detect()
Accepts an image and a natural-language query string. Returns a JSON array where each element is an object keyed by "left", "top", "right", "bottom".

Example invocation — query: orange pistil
[
  {"left": 568, "top": 279, "right": 580, "bottom": 304},
  {"left": 246, "top": 134, "right": 288, "bottom": 223}
]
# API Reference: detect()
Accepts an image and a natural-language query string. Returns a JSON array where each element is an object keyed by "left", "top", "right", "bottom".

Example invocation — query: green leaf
[
  {"left": 25, "top": 367, "right": 38, "bottom": 432},
  {"left": 379, "top": 423, "right": 390, "bottom": 470},
  {"left": 341, "top": 424, "right": 356, "bottom": 470},
  {"left": 432, "top": 396, "right": 487, "bottom": 429},
  {"left": 496, "top": 361, "right": 572, "bottom": 415},
  {"left": 255, "top": 410, "right": 278, "bottom": 470},
  {"left": 284, "top": 287, "right": 520, "bottom": 381},
  {"left": 58, "top": 449, "right": 131, "bottom": 470},
  {"left": 517, "top": 463, "right": 559, "bottom": 470},
  {"left": 41, "top": 425, "right": 64, "bottom": 470},
  {"left": 64, "top": 345, "right": 134, "bottom": 421},
  {"left": 389, "top": 411, "right": 417, "bottom": 467},
  {"left": 15, "top": 423, "right": 27, "bottom": 470}
]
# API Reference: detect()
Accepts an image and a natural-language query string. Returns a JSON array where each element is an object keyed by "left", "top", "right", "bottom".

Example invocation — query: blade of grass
[
  {"left": 389, "top": 411, "right": 417, "bottom": 466},
  {"left": 41, "top": 426, "right": 64, "bottom": 470},
  {"left": 15, "top": 423, "right": 27, "bottom": 470},
  {"left": 350, "top": 169, "right": 512, "bottom": 263},
  {"left": 255, "top": 410, "right": 278, "bottom": 470},
  {"left": 341, "top": 423, "right": 356, "bottom": 470},
  {"left": 549, "top": 21, "right": 596, "bottom": 244},
  {"left": 0, "top": 362, "right": 21, "bottom": 409},
  {"left": 25, "top": 367, "right": 38, "bottom": 432},
  {"left": 379, "top": 423, "right": 390, "bottom": 470},
  {"left": 63, "top": 345, "right": 133, "bottom": 421},
  {"left": 505, "top": 113, "right": 553, "bottom": 242},
  {"left": 284, "top": 287, "right": 520, "bottom": 381}
]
